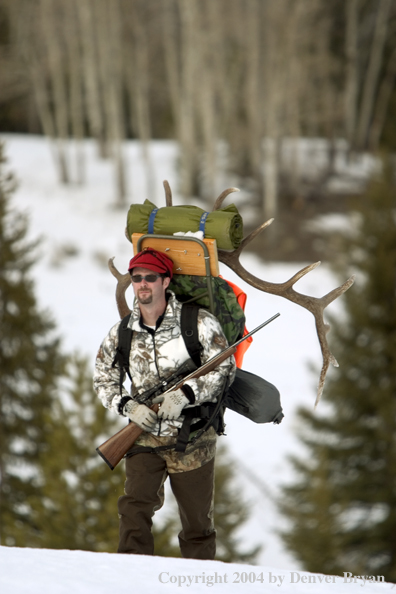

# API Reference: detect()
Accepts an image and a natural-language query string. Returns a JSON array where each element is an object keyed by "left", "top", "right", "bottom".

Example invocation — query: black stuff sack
[{"left": 224, "top": 368, "right": 284, "bottom": 424}]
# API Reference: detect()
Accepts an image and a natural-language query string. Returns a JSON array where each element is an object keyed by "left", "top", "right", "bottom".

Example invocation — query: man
[{"left": 93, "top": 248, "right": 235, "bottom": 559}]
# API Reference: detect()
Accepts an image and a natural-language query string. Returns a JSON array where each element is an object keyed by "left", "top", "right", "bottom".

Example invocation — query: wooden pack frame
[
  {"left": 132, "top": 233, "right": 219, "bottom": 276},
  {"left": 131, "top": 232, "right": 220, "bottom": 313}
]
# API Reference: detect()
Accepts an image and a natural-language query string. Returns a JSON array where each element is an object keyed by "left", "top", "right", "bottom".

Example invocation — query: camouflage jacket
[{"left": 93, "top": 291, "right": 236, "bottom": 438}]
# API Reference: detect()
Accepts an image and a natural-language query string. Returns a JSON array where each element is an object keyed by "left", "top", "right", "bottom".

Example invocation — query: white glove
[
  {"left": 153, "top": 389, "right": 189, "bottom": 421},
  {"left": 124, "top": 400, "right": 158, "bottom": 431}
]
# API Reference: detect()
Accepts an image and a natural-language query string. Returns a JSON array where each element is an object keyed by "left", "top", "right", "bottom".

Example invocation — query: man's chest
[{"left": 129, "top": 329, "right": 191, "bottom": 388}]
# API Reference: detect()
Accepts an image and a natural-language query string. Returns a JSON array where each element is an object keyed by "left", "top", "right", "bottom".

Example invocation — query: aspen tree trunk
[
  {"left": 214, "top": 0, "right": 244, "bottom": 182},
  {"left": 161, "top": 0, "right": 181, "bottom": 131},
  {"left": 355, "top": 0, "right": 392, "bottom": 150},
  {"left": 317, "top": 15, "right": 337, "bottom": 143},
  {"left": 283, "top": 0, "right": 304, "bottom": 194},
  {"left": 345, "top": 0, "right": 359, "bottom": 148},
  {"left": 109, "top": 0, "right": 127, "bottom": 207},
  {"left": 98, "top": 0, "right": 127, "bottom": 206},
  {"left": 261, "top": 2, "right": 284, "bottom": 220},
  {"left": 76, "top": 0, "right": 105, "bottom": 156},
  {"left": 218, "top": 1, "right": 243, "bottom": 152},
  {"left": 177, "top": 0, "right": 199, "bottom": 198},
  {"left": 197, "top": 69, "right": 217, "bottom": 201},
  {"left": 128, "top": 4, "right": 156, "bottom": 201},
  {"left": 27, "top": 52, "right": 58, "bottom": 160},
  {"left": 368, "top": 44, "right": 396, "bottom": 151},
  {"left": 207, "top": 0, "right": 227, "bottom": 196},
  {"left": 195, "top": 1, "right": 217, "bottom": 201},
  {"left": 39, "top": 0, "right": 70, "bottom": 184},
  {"left": 66, "top": 0, "right": 85, "bottom": 185},
  {"left": 245, "top": 0, "right": 262, "bottom": 181},
  {"left": 94, "top": 0, "right": 111, "bottom": 159},
  {"left": 262, "top": 137, "right": 280, "bottom": 221}
]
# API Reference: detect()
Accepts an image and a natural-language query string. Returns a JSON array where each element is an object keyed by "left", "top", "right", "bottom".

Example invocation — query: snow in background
[{"left": 2, "top": 135, "right": 355, "bottom": 580}]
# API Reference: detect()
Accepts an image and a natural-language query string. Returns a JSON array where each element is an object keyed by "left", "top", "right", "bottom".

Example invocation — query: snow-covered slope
[
  {"left": 0, "top": 546, "right": 391, "bottom": 594},
  {"left": 2, "top": 134, "right": 348, "bottom": 571}
]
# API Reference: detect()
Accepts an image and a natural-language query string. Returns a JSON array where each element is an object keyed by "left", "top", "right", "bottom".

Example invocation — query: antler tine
[
  {"left": 212, "top": 187, "right": 240, "bottom": 211},
  {"left": 108, "top": 257, "right": 124, "bottom": 281},
  {"left": 313, "top": 274, "right": 355, "bottom": 405},
  {"left": 321, "top": 274, "right": 356, "bottom": 309},
  {"left": 108, "top": 258, "right": 132, "bottom": 319},
  {"left": 163, "top": 180, "right": 173, "bottom": 206},
  {"left": 236, "top": 218, "right": 274, "bottom": 253},
  {"left": 218, "top": 244, "right": 355, "bottom": 405}
]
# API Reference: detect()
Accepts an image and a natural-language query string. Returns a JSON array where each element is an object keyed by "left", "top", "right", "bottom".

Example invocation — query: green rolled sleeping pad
[{"left": 126, "top": 199, "right": 243, "bottom": 250}]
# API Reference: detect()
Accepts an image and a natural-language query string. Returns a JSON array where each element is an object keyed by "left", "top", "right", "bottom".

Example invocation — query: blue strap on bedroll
[
  {"left": 199, "top": 211, "right": 209, "bottom": 236},
  {"left": 148, "top": 208, "right": 159, "bottom": 234}
]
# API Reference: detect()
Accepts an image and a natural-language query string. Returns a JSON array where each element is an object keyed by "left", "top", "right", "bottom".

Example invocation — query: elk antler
[
  {"left": 163, "top": 180, "right": 172, "bottom": 206},
  {"left": 214, "top": 188, "right": 355, "bottom": 406},
  {"left": 110, "top": 182, "right": 354, "bottom": 406},
  {"left": 108, "top": 257, "right": 132, "bottom": 319},
  {"left": 212, "top": 187, "right": 240, "bottom": 211}
]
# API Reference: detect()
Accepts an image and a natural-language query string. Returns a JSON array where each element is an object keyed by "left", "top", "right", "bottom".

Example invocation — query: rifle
[{"left": 96, "top": 313, "right": 280, "bottom": 469}]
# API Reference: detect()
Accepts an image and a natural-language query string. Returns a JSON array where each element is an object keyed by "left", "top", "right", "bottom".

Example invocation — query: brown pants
[{"left": 117, "top": 454, "right": 216, "bottom": 559}]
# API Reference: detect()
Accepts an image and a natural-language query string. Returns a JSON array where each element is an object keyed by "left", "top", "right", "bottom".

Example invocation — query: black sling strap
[
  {"left": 180, "top": 303, "right": 202, "bottom": 367},
  {"left": 112, "top": 313, "right": 133, "bottom": 396},
  {"left": 174, "top": 404, "right": 219, "bottom": 452}
]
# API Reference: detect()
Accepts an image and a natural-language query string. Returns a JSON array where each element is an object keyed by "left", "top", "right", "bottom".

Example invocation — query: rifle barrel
[{"left": 233, "top": 313, "right": 280, "bottom": 348}]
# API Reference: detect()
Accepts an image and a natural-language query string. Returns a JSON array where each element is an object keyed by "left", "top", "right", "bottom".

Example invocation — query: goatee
[{"left": 137, "top": 291, "right": 153, "bottom": 304}]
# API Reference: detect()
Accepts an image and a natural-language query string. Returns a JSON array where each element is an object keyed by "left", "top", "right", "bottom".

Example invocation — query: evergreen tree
[
  {"left": 0, "top": 144, "right": 125, "bottom": 550},
  {"left": 213, "top": 444, "right": 261, "bottom": 563},
  {"left": 0, "top": 142, "right": 66, "bottom": 546},
  {"left": 35, "top": 354, "right": 125, "bottom": 551},
  {"left": 278, "top": 164, "right": 396, "bottom": 580}
]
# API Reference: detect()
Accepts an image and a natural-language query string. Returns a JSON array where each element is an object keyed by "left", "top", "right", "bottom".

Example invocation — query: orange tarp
[{"left": 220, "top": 276, "right": 252, "bottom": 368}]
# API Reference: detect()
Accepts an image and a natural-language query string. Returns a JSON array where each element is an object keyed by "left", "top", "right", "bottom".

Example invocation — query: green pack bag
[{"left": 168, "top": 274, "right": 245, "bottom": 345}]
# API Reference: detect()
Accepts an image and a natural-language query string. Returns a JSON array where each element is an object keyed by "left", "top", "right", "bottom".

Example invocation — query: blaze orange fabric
[{"left": 220, "top": 276, "right": 252, "bottom": 368}]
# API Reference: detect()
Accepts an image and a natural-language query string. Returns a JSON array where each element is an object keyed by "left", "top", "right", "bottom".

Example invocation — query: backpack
[
  {"left": 114, "top": 301, "right": 283, "bottom": 453},
  {"left": 169, "top": 273, "right": 254, "bottom": 368},
  {"left": 169, "top": 274, "right": 245, "bottom": 344}
]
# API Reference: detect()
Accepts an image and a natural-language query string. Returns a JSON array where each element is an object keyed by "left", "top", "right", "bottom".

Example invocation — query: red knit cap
[{"left": 128, "top": 248, "right": 174, "bottom": 278}]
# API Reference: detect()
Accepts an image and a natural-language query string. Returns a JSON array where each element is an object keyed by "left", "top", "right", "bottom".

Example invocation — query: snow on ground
[
  {"left": 0, "top": 546, "right": 392, "bottom": 594},
  {"left": 2, "top": 134, "right": 353, "bottom": 573}
]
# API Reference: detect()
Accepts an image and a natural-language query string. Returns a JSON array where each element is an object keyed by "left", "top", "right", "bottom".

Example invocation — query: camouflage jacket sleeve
[
  {"left": 183, "top": 308, "right": 236, "bottom": 405},
  {"left": 93, "top": 322, "right": 127, "bottom": 415}
]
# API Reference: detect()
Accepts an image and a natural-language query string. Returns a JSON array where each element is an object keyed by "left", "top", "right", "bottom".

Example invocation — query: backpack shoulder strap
[
  {"left": 180, "top": 304, "right": 202, "bottom": 368},
  {"left": 112, "top": 313, "right": 133, "bottom": 381}
]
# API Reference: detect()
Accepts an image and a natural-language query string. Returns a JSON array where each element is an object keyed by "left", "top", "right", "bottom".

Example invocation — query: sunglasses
[{"left": 131, "top": 273, "right": 161, "bottom": 283}]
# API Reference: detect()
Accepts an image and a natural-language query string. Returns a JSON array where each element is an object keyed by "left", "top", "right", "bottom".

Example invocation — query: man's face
[{"left": 131, "top": 267, "right": 170, "bottom": 305}]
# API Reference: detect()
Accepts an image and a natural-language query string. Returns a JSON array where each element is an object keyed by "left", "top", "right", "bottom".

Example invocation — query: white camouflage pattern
[{"left": 93, "top": 291, "right": 236, "bottom": 437}]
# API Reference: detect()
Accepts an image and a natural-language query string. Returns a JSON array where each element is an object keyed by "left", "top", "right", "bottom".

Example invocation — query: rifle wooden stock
[
  {"left": 96, "top": 313, "right": 280, "bottom": 470},
  {"left": 96, "top": 404, "right": 159, "bottom": 470}
]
